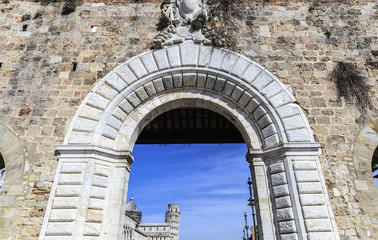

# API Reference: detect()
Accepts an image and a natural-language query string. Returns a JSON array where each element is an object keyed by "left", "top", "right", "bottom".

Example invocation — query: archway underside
[
  {"left": 136, "top": 108, "right": 244, "bottom": 144},
  {"left": 122, "top": 90, "right": 262, "bottom": 151}
]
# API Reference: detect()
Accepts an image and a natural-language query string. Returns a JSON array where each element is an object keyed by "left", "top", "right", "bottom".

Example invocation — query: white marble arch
[{"left": 39, "top": 41, "right": 339, "bottom": 240}]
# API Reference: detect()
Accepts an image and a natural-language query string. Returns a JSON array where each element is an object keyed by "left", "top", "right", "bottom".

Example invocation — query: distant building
[
  {"left": 250, "top": 226, "right": 256, "bottom": 240},
  {"left": 123, "top": 198, "right": 180, "bottom": 240}
]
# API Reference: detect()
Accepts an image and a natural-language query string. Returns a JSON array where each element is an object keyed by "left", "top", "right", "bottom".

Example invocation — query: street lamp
[
  {"left": 248, "top": 177, "right": 258, "bottom": 240},
  {"left": 244, "top": 212, "right": 249, "bottom": 240}
]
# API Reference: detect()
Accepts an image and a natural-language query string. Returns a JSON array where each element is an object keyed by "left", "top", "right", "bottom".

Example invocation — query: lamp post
[
  {"left": 248, "top": 177, "right": 258, "bottom": 240},
  {"left": 244, "top": 212, "right": 249, "bottom": 240}
]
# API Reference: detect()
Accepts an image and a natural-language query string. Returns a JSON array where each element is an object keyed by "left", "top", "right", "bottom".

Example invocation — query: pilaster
[
  {"left": 39, "top": 145, "right": 133, "bottom": 240},
  {"left": 247, "top": 143, "right": 340, "bottom": 240}
]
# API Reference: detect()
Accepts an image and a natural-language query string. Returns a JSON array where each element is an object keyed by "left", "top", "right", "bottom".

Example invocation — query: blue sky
[
  {"left": 128, "top": 144, "right": 378, "bottom": 239},
  {"left": 128, "top": 144, "right": 253, "bottom": 240}
]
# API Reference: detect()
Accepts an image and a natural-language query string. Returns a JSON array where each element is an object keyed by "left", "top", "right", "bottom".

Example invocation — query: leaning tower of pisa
[{"left": 165, "top": 204, "right": 181, "bottom": 240}]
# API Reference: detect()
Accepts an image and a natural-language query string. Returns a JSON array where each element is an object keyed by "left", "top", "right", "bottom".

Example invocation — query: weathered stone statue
[
  {"left": 177, "top": 0, "right": 203, "bottom": 21},
  {"left": 153, "top": 0, "right": 211, "bottom": 48}
]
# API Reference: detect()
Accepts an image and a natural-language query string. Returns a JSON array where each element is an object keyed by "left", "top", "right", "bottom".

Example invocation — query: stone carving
[
  {"left": 152, "top": 0, "right": 212, "bottom": 48},
  {"left": 177, "top": 0, "right": 204, "bottom": 22}
]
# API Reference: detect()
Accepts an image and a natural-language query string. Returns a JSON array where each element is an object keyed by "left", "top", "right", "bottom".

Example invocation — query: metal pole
[
  {"left": 244, "top": 212, "right": 249, "bottom": 239},
  {"left": 248, "top": 177, "right": 258, "bottom": 240}
]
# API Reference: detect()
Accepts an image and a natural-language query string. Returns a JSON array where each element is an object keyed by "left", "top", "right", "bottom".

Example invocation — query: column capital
[
  {"left": 246, "top": 142, "right": 321, "bottom": 162},
  {"left": 56, "top": 145, "right": 134, "bottom": 168}
]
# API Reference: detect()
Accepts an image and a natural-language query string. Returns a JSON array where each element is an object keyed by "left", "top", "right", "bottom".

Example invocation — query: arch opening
[
  {"left": 136, "top": 107, "right": 244, "bottom": 144},
  {"left": 126, "top": 106, "right": 254, "bottom": 240},
  {"left": 119, "top": 89, "right": 263, "bottom": 153},
  {"left": 128, "top": 143, "right": 252, "bottom": 240}
]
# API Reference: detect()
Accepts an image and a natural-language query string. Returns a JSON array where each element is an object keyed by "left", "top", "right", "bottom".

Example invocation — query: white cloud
[{"left": 196, "top": 188, "right": 248, "bottom": 195}]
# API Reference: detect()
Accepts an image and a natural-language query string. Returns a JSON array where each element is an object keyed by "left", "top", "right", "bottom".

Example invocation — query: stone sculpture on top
[{"left": 152, "top": 0, "right": 212, "bottom": 48}]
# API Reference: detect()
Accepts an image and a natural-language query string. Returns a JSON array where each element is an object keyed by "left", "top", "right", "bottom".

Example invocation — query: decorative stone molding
[{"left": 64, "top": 41, "right": 314, "bottom": 151}]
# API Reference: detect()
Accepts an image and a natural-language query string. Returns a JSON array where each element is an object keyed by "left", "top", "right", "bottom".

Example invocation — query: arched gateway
[{"left": 39, "top": 41, "right": 339, "bottom": 240}]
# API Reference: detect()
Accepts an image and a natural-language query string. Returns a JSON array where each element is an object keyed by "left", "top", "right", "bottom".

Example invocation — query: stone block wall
[{"left": 0, "top": 1, "right": 376, "bottom": 239}]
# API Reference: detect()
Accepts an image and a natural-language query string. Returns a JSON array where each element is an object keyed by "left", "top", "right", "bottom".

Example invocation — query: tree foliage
[
  {"left": 206, "top": 0, "right": 244, "bottom": 49},
  {"left": 62, "top": 0, "right": 76, "bottom": 15},
  {"left": 330, "top": 62, "right": 371, "bottom": 114}
]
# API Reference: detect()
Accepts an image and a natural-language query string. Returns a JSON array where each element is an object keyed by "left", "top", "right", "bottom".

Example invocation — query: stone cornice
[
  {"left": 56, "top": 144, "right": 134, "bottom": 166},
  {"left": 247, "top": 142, "right": 321, "bottom": 161}
]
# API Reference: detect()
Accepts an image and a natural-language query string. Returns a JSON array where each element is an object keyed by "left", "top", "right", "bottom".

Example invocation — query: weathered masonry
[{"left": 0, "top": 0, "right": 377, "bottom": 240}]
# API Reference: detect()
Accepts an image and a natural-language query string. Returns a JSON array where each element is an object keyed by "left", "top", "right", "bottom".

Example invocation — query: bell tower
[{"left": 165, "top": 204, "right": 181, "bottom": 240}]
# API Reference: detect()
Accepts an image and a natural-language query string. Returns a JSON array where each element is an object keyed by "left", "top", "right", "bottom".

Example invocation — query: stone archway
[
  {"left": 0, "top": 124, "right": 25, "bottom": 187},
  {"left": 351, "top": 119, "right": 378, "bottom": 238},
  {"left": 353, "top": 119, "right": 378, "bottom": 184},
  {"left": 39, "top": 41, "right": 339, "bottom": 240},
  {"left": 0, "top": 123, "right": 26, "bottom": 236}
]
